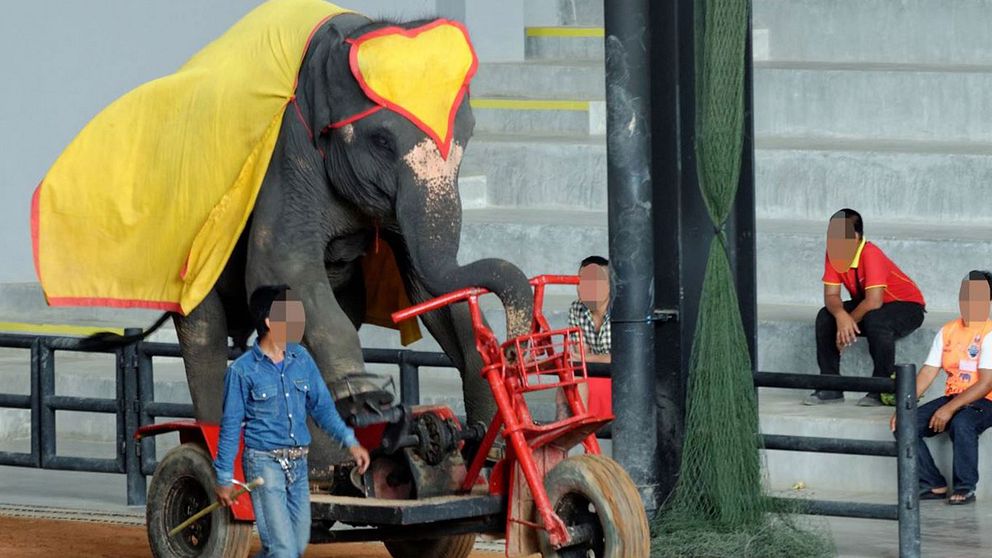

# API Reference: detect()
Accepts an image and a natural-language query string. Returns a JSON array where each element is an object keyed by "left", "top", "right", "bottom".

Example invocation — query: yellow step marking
[
  {"left": 470, "top": 98, "right": 590, "bottom": 111},
  {"left": 526, "top": 27, "right": 604, "bottom": 38},
  {"left": 0, "top": 321, "right": 125, "bottom": 337}
]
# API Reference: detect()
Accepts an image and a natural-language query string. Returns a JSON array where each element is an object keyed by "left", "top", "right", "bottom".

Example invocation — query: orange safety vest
[{"left": 941, "top": 319, "right": 992, "bottom": 401}]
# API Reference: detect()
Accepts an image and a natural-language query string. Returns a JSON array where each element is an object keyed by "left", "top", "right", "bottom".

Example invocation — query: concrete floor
[{"left": 0, "top": 464, "right": 989, "bottom": 557}]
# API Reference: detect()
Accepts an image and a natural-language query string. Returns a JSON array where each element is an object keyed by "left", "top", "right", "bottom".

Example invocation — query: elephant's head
[{"left": 299, "top": 16, "right": 533, "bottom": 338}]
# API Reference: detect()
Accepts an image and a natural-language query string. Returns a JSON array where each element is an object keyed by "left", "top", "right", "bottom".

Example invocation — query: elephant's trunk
[{"left": 396, "top": 138, "right": 533, "bottom": 338}]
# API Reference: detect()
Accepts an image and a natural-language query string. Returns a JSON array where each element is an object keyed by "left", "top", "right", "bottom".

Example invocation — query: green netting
[{"left": 650, "top": 0, "right": 833, "bottom": 555}]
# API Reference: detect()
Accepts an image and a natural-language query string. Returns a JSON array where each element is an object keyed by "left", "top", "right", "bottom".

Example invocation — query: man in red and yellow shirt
[
  {"left": 805, "top": 209, "right": 926, "bottom": 406},
  {"left": 890, "top": 271, "right": 992, "bottom": 504}
]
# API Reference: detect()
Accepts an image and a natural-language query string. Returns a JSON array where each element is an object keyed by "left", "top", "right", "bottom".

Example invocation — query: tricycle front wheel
[{"left": 537, "top": 454, "right": 650, "bottom": 558}]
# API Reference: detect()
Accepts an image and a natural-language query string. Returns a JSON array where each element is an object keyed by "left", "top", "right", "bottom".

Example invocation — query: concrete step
[
  {"left": 460, "top": 208, "right": 606, "bottom": 279},
  {"left": 458, "top": 173, "right": 488, "bottom": 210},
  {"left": 754, "top": 62, "right": 992, "bottom": 143},
  {"left": 472, "top": 61, "right": 604, "bottom": 100},
  {"left": 755, "top": 138, "right": 992, "bottom": 224},
  {"left": 756, "top": 303, "right": 950, "bottom": 376},
  {"left": 524, "top": 0, "right": 603, "bottom": 27},
  {"left": 471, "top": 98, "right": 606, "bottom": 136},
  {"left": 759, "top": 386, "right": 992, "bottom": 499},
  {"left": 524, "top": 27, "right": 604, "bottom": 61},
  {"left": 464, "top": 133, "right": 992, "bottom": 215},
  {"left": 753, "top": 0, "right": 992, "bottom": 65},
  {"left": 757, "top": 219, "right": 992, "bottom": 312},
  {"left": 462, "top": 134, "right": 606, "bottom": 210}
]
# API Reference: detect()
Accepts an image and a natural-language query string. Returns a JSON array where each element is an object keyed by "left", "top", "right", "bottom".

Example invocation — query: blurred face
[
  {"left": 265, "top": 299, "right": 306, "bottom": 344},
  {"left": 959, "top": 279, "right": 991, "bottom": 324},
  {"left": 826, "top": 217, "right": 861, "bottom": 274},
  {"left": 578, "top": 264, "right": 610, "bottom": 308}
]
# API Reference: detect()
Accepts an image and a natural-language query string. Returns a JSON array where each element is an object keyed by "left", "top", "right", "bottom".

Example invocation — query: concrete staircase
[
  {"left": 4, "top": 0, "right": 992, "bottom": 501},
  {"left": 753, "top": 0, "right": 992, "bottom": 498}
]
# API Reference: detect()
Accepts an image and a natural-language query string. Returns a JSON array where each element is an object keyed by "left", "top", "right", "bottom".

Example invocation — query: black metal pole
[
  {"left": 398, "top": 353, "right": 421, "bottom": 406},
  {"left": 604, "top": 0, "right": 659, "bottom": 510},
  {"left": 895, "top": 363, "right": 921, "bottom": 557},
  {"left": 39, "top": 342, "right": 56, "bottom": 468},
  {"left": 30, "top": 339, "right": 42, "bottom": 467},
  {"left": 122, "top": 328, "right": 146, "bottom": 506},
  {"left": 137, "top": 349, "right": 158, "bottom": 476}
]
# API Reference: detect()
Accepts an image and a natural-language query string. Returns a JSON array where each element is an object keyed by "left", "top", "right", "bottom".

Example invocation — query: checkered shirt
[{"left": 568, "top": 299, "right": 611, "bottom": 355}]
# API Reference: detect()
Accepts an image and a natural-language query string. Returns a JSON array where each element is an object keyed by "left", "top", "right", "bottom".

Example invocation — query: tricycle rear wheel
[
  {"left": 146, "top": 443, "right": 252, "bottom": 558},
  {"left": 537, "top": 454, "right": 650, "bottom": 558}
]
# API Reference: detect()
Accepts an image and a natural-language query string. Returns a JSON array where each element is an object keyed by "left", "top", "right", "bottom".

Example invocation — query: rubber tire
[
  {"left": 146, "top": 443, "right": 253, "bottom": 558},
  {"left": 383, "top": 534, "right": 476, "bottom": 558},
  {"left": 537, "top": 455, "right": 651, "bottom": 558}
]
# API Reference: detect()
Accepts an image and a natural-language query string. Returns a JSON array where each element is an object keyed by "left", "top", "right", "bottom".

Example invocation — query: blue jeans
[
  {"left": 243, "top": 448, "right": 310, "bottom": 558},
  {"left": 916, "top": 396, "right": 992, "bottom": 492}
]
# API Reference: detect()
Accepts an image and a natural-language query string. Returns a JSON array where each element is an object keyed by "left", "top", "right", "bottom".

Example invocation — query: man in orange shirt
[
  {"left": 805, "top": 209, "right": 926, "bottom": 406},
  {"left": 890, "top": 271, "right": 992, "bottom": 504}
]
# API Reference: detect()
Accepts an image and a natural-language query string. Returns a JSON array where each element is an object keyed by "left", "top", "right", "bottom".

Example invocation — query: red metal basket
[{"left": 502, "top": 327, "right": 588, "bottom": 394}]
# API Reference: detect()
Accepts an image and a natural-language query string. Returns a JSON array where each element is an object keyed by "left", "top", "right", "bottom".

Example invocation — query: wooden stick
[{"left": 168, "top": 477, "right": 264, "bottom": 537}]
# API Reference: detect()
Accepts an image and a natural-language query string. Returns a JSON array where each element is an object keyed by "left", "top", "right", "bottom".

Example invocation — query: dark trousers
[
  {"left": 916, "top": 395, "right": 992, "bottom": 492},
  {"left": 815, "top": 300, "right": 924, "bottom": 395}
]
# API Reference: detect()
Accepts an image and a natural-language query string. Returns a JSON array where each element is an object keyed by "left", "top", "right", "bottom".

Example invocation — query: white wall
[{"left": 0, "top": 0, "right": 521, "bottom": 283}]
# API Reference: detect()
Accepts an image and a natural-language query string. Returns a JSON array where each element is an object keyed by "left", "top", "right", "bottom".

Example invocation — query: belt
[{"left": 267, "top": 447, "right": 309, "bottom": 460}]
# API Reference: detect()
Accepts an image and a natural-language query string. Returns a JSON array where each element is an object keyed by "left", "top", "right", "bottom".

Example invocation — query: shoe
[
  {"left": 803, "top": 391, "right": 844, "bottom": 406},
  {"left": 857, "top": 393, "right": 883, "bottom": 407}
]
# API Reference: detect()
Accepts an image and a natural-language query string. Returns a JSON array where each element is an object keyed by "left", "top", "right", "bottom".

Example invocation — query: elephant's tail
[{"left": 77, "top": 313, "right": 173, "bottom": 350}]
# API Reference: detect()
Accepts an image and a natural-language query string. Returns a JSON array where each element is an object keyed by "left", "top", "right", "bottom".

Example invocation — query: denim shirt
[{"left": 214, "top": 342, "right": 358, "bottom": 485}]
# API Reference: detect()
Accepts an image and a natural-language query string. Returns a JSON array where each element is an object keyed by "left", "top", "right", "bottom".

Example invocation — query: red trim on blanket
[
  {"left": 30, "top": 182, "right": 43, "bottom": 283},
  {"left": 346, "top": 20, "right": 478, "bottom": 159},
  {"left": 292, "top": 13, "right": 342, "bottom": 93}
]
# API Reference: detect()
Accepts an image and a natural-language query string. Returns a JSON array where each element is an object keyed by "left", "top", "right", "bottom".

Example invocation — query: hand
[
  {"left": 929, "top": 404, "right": 956, "bottom": 433},
  {"left": 349, "top": 445, "right": 371, "bottom": 474},
  {"left": 215, "top": 484, "right": 236, "bottom": 507},
  {"left": 889, "top": 413, "right": 896, "bottom": 433},
  {"left": 835, "top": 312, "right": 860, "bottom": 351}
]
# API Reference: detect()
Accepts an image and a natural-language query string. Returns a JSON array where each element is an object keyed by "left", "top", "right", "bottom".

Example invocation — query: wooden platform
[{"left": 310, "top": 493, "right": 505, "bottom": 525}]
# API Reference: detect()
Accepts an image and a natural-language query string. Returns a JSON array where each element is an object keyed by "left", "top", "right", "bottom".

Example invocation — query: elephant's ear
[
  {"left": 361, "top": 242, "right": 422, "bottom": 346},
  {"left": 305, "top": 13, "right": 381, "bottom": 138}
]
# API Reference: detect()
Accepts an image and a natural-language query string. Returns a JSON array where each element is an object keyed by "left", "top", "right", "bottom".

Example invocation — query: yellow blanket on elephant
[{"left": 32, "top": 0, "right": 350, "bottom": 315}]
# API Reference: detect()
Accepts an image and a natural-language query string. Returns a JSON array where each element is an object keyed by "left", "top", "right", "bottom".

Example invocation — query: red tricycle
[{"left": 138, "top": 275, "right": 650, "bottom": 558}]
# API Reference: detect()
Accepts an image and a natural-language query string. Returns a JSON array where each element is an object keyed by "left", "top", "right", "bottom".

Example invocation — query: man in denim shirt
[{"left": 214, "top": 285, "right": 370, "bottom": 557}]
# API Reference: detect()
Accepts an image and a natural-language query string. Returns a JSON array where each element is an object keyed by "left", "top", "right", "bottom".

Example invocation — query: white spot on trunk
[{"left": 402, "top": 138, "right": 464, "bottom": 206}]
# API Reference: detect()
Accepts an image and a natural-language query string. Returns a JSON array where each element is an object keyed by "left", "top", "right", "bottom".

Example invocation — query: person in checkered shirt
[
  {"left": 563, "top": 256, "right": 613, "bottom": 422},
  {"left": 569, "top": 256, "right": 612, "bottom": 363}
]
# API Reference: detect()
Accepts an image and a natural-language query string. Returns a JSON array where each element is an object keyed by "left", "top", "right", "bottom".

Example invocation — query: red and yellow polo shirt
[{"left": 822, "top": 238, "right": 925, "bottom": 306}]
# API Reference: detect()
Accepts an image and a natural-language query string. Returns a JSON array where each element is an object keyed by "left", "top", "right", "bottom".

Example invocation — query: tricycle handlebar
[
  {"left": 390, "top": 275, "right": 580, "bottom": 325},
  {"left": 391, "top": 287, "right": 489, "bottom": 323}
]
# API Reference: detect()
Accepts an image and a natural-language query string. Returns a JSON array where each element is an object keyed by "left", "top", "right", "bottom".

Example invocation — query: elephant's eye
[{"left": 369, "top": 131, "right": 394, "bottom": 154}]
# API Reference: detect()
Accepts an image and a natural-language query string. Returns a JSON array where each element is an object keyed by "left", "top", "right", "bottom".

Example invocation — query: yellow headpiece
[{"left": 345, "top": 20, "right": 477, "bottom": 159}]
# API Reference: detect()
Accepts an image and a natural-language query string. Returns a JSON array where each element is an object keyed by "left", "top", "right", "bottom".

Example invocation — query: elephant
[
  {"left": 179, "top": 16, "right": 537, "bottom": 478},
  {"left": 39, "top": 5, "right": 535, "bottom": 481}
]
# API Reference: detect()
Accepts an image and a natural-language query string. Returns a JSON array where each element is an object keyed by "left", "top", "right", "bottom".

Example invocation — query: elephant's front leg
[{"left": 246, "top": 247, "right": 366, "bottom": 383}]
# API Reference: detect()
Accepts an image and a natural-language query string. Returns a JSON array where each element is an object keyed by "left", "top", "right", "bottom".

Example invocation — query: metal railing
[
  {"left": 754, "top": 364, "right": 921, "bottom": 557},
  {"left": 0, "top": 330, "right": 614, "bottom": 507},
  {"left": 0, "top": 330, "right": 919, "bottom": 555},
  {"left": 0, "top": 330, "right": 465, "bottom": 506}
]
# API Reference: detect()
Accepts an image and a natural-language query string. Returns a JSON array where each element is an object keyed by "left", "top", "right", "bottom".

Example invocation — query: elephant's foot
[{"left": 330, "top": 372, "right": 397, "bottom": 418}]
